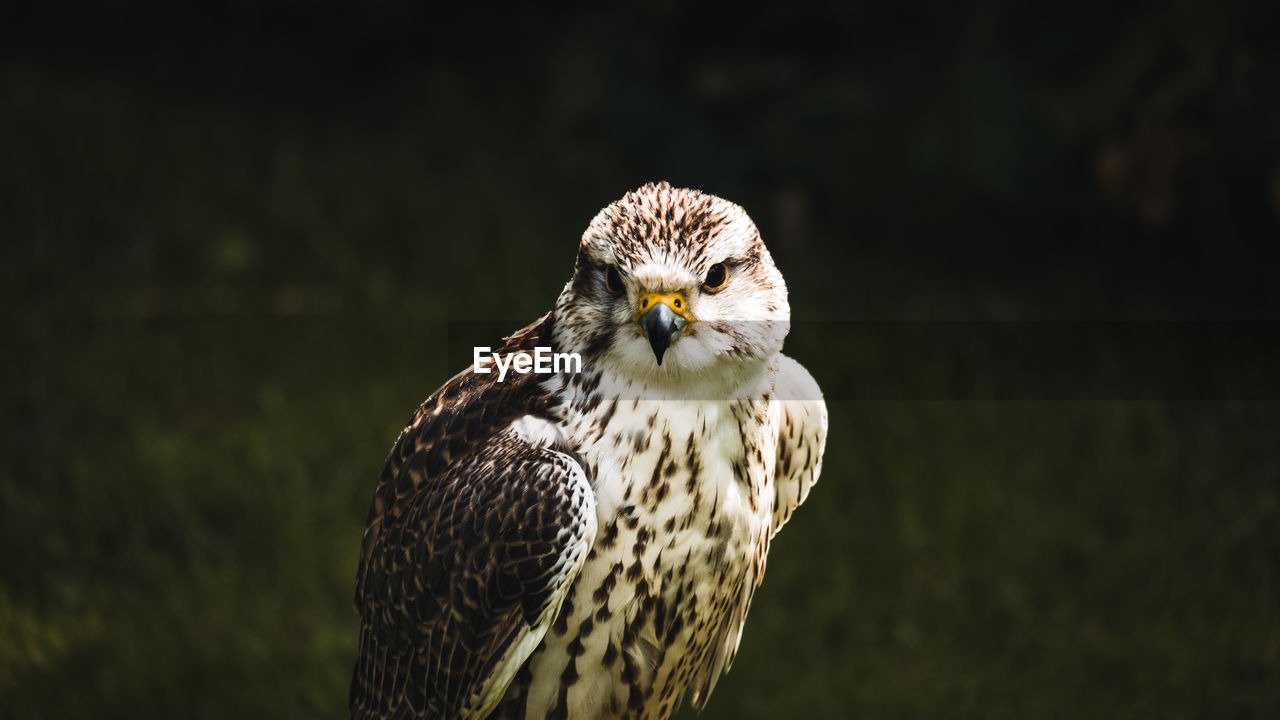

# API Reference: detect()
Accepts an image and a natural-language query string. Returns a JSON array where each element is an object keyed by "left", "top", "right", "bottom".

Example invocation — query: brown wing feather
[
  {"left": 355, "top": 313, "right": 555, "bottom": 600},
  {"left": 350, "top": 313, "right": 595, "bottom": 719}
]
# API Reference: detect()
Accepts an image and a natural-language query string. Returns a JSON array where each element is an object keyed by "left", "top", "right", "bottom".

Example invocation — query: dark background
[{"left": 3, "top": 2, "right": 1278, "bottom": 718}]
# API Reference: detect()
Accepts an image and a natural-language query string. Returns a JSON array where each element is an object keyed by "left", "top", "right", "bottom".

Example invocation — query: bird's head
[{"left": 553, "top": 182, "right": 789, "bottom": 385}]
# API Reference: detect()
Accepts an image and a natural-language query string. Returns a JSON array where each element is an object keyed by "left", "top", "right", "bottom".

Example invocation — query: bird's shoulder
[
  {"left": 769, "top": 353, "right": 828, "bottom": 535},
  {"left": 355, "top": 311, "right": 562, "bottom": 600}
]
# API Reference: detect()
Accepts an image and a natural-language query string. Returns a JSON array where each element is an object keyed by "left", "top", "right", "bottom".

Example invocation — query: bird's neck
[{"left": 557, "top": 356, "right": 775, "bottom": 406}]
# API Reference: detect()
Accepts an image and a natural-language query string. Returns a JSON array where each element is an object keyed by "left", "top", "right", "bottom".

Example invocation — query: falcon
[{"left": 351, "top": 182, "right": 828, "bottom": 720}]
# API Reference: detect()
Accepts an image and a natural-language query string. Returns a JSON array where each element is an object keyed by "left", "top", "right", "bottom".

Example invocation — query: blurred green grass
[
  {"left": 3, "top": 316, "right": 406, "bottom": 716},
  {"left": 6, "top": 311, "right": 1276, "bottom": 718},
  {"left": 3, "top": 62, "right": 1278, "bottom": 719}
]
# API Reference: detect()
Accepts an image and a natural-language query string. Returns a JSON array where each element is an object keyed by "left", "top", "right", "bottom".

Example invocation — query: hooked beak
[{"left": 637, "top": 292, "right": 690, "bottom": 365}]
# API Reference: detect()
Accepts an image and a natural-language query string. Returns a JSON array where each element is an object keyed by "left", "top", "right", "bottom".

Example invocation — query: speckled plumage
[{"left": 351, "top": 183, "right": 827, "bottom": 720}]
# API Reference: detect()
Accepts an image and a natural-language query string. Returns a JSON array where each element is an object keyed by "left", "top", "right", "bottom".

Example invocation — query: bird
[{"left": 350, "top": 182, "right": 828, "bottom": 720}]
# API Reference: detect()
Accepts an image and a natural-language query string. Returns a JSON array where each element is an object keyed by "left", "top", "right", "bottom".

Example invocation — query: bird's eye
[
  {"left": 604, "top": 265, "right": 624, "bottom": 295},
  {"left": 702, "top": 262, "right": 728, "bottom": 292}
]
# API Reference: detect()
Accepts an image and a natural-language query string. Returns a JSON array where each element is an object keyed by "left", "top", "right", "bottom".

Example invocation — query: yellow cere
[{"left": 636, "top": 291, "right": 693, "bottom": 321}]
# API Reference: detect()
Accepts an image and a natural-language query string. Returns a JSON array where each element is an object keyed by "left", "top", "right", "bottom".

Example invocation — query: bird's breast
[{"left": 499, "top": 374, "right": 776, "bottom": 720}]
